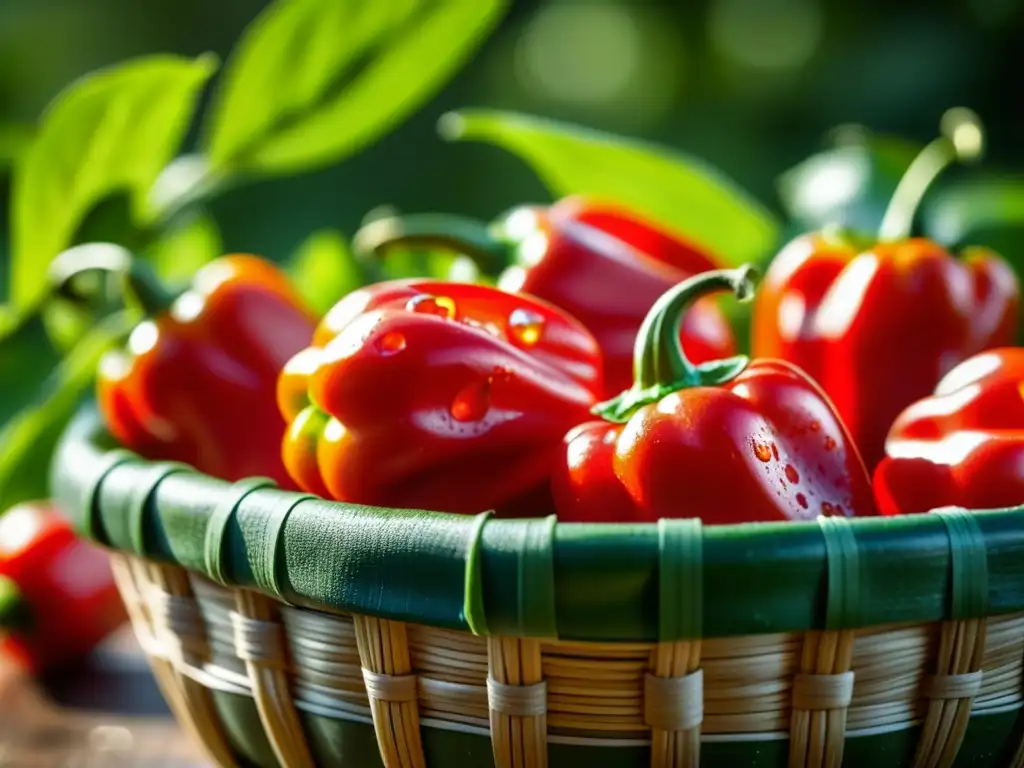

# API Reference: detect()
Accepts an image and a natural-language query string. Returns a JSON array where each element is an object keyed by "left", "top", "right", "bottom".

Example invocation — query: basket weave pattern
[{"left": 110, "top": 552, "right": 1024, "bottom": 768}]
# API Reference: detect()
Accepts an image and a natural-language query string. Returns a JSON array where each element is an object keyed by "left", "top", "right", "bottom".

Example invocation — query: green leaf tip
[
  {"left": 204, "top": 0, "right": 507, "bottom": 177},
  {"left": 437, "top": 109, "right": 780, "bottom": 269}
]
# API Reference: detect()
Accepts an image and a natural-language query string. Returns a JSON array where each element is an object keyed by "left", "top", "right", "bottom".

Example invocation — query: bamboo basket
[{"left": 51, "top": 403, "right": 1024, "bottom": 768}]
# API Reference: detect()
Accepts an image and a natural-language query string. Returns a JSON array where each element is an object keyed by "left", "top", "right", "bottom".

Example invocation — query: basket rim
[{"left": 51, "top": 402, "right": 1024, "bottom": 643}]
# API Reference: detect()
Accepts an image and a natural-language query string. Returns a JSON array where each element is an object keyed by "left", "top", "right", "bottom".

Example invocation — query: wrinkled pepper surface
[
  {"left": 753, "top": 112, "right": 1020, "bottom": 472},
  {"left": 0, "top": 502, "right": 126, "bottom": 673},
  {"left": 553, "top": 267, "right": 877, "bottom": 524},
  {"left": 53, "top": 247, "right": 317, "bottom": 488},
  {"left": 353, "top": 195, "right": 735, "bottom": 397},
  {"left": 278, "top": 278, "right": 604, "bottom": 516},
  {"left": 874, "top": 347, "right": 1024, "bottom": 515}
]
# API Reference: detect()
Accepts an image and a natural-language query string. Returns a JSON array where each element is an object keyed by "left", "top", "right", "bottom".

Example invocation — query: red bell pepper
[
  {"left": 0, "top": 501, "right": 126, "bottom": 673},
  {"left": 277, "top": 278, "right": 603, "bottom": 515},
  {"left": 553, "top": 266, "right": 877, "bottom": 524},
  {"left": 874, "top": 347, "right": 1024, "bottom": 515},
  {"left": 51, "top": 246, "right": 316, "bottom": 488},
  {"left": 752, "top": 112, "right": 1020, "bottom": 472},
  {"left": 352, "top": 195, "right": 735, "bottom": 397}
]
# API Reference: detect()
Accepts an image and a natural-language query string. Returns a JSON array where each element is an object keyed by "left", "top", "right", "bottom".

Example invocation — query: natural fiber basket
[{"left": 51, "top": 403, "right": 1024, "bottom": 768}]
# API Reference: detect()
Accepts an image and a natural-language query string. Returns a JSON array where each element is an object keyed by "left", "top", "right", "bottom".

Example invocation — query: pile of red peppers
[
  {"left": 15, "top": 112, "right": 1024, "bottom": 675},
  {"left": 76, "top": 114, "right": 1024, "bottom": 527}
]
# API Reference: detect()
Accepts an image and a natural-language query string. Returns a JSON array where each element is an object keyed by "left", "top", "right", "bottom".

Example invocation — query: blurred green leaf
[
  {"left": 147, "top": 213, "right": 223, "bottom": 283},
  {"left": 924, "top": 177, "right": 1024, "bottom": 247},
  {"left": 0, "top": 312, "right": 132, "bottom": 510},
  {"left": 203, "top": 0, "right": 507, "bottom": 177},
  {"left": 11, "top": 54, "right": 218, "bottom": 309},
  {"left": 0, "top": 123, "right": 34, "bottom": 170},
  {"left": 441, "top": 110, "right": 779, "bottom": 268},
  {"left": 0, "top": 307, "right": 63, "bottom": 426},
  {"left": 287, "top": 229, "right": 364, "bottom": 313},
  {"left": 777, "top": 132, "right": 919, "bottom": 236}
]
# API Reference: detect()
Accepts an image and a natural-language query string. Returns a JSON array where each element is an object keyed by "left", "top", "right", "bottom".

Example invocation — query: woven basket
[{"left": 51, "top": 403, "right": 1024, "bottom": 768}]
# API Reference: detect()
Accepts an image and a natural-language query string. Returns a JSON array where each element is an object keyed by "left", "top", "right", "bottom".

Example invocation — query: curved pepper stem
[
  {"left": 48, "top": 242, "right": 181, "bottom": 318},
  {"left": 0, "top": 574, "right": 31, "bottom": 633},
  {"left": 593, "top": 265, "right": 759, "bottom": 424},
  {"left": 878, "top": 107, "right": 985, "bottom": 242},
  {"left": 352, "top": 213, "right": 513, "bottom": 277}
]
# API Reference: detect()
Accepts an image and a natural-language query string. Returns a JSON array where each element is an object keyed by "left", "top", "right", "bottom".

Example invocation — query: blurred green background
[{"left": 1, "top": 0, "right": 1022, "bottom": 280}]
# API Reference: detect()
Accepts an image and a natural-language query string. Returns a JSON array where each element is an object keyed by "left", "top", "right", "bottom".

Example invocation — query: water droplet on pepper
[
  {"left": 752, "top": 439, "right": 772, "bottom": 462},
  {"left": 771, "top": 443, "right": 779, "bottom": 461},
  {"left": 785, "top": 464, "right": 800, "bottom": 484},
  {"left": 377, "top": 331, "right": 406, "bottom": 355},
  {"left": 824, "top": 435, "right": 837, "bottom": 451},
  {"left": 408, "top": 294, "right": 455, "bottom": 319},
  {"left": 508, "top": 308, "right": 545, "bottom": 346},
  {"left": 451, "top": 378, "right": 491, "bottom": 422},
  {"left": 821, "top": 501, "right": 835, "bottom": 515},
  {"left": 810, "top": 421, "right": 821, "bottom": 432},
  {"left": 796, "top": 493, "right": 808, "bottom": 509}
]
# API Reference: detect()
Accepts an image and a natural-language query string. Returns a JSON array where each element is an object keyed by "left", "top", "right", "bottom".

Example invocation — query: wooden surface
[{"left": 0, "top": 626, "right": 209, "bottom": 767}]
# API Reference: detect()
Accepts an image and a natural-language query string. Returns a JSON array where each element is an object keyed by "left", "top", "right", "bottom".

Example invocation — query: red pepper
[
  {"left": 352, "top": 195, "right": 735, "bottom": 398},
  {"left": 874, "top": 347, "right": 1024, "bottom": 515},
  {"left": 0, "top": 501, "right": 126, "bottom": 673},
  {"left": 52, "top": 247, "right": 317, "bottom": 488},
  {"left": 553, "top": 267, "right": 877, "bottom": 524},
  {"left": 277, "top": 278, "right": 604, "bottom": 515},
  {"left": 752, "top": 112, "right": 1020, "bottom": 472}
]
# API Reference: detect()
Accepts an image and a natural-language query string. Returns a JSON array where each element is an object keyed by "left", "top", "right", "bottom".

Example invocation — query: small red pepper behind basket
[{"left": 0, "top": 502, "right": 126, "bottom": 673}]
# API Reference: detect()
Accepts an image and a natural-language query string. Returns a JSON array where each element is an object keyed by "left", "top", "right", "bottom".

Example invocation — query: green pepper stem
[
  {"left": 351, "top": 213, "right": 512, "bottom": 276},
  {"left": 878, "top": 107, "right": 985, "bottom": 242},
  {"left": 48, "top": 243, "right": 180, "bottom": 318},
  {"left": 0, "top": 575, "right": 31, "bottom": 633},
  {"left": 592, "top": 265, "right": 759, "bottom": 423}
]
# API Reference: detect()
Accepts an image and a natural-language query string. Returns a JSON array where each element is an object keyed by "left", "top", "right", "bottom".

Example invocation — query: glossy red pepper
[
  {"left": 52, "top": 246, "right": 316, "bottom": 488},
  {"left": 874, "top": 347, "right": 1024, "bottom": 515},
  {"left": 352, "top": 195, "right": 735, "bottom": 397},
  {"left": 553, "top": 267, "right": 877, "bottom": 524},
  {"left": 277, "top": 278, "right": 604, "bottom": 515},
  {"left": 752, "top": 111, "right": 1020, "bottom": 472},
  {"left": 0, "top": 501, "right": 126, "bottom": 673}
]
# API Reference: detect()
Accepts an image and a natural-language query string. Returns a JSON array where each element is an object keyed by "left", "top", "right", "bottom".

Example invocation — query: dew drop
[
  {"left": 785, "top": 464, "right": 800, "bottom": 484},
  {"left": 835, "top": 504, "right": 845, "bottom": 516},
  {"left": 450, "top": 378, "right": 491, "bottom": 422},
  {"left": 408, "top": 294, "right": 456, "bottom": 319},
  {"left": 508, "top": 308, "right": 545, "bottom": 346},
  {"left": 752, "top": 439, "right": 772, "bottom": 462},
  {"left": 377, "top": 331, "right": 406, "bottom": 355},
  {"left": 771, "top": 442, "right": 779, "bottom": 461},
  {"left": 821, "top": 501, "right": 835, "bottom": 515},
  {"left": 810, "top": 421, "right": 821, "bottom": 432},
  {"left": 824, "top": 435, "right": 837, "bottom": 451},
  {"left": 796, "top": 493, "right": 809, "bottom": 509}
]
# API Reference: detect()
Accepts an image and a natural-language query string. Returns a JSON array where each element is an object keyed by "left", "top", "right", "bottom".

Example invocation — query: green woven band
[
  {"left": 658, "top": 518, "right": 703, "bottom": 641},
  {"left": 932, "top": 507, "right": 990, "bottom": 620}
]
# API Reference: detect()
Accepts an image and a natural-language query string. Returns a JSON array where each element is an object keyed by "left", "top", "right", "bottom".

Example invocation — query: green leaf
[
  {"left": 147, "top": 212, "right": 223, "bottom": 283},
  {"left": 0, "top": 123, "right": 34, "bottom": 170},
  {"left": 203, "top": 0, "right": 507, "bottom": 176},
  {"left": 11, "top": 54, "right": 218, "bottom": 309},
  {"left": 0, "top": 311, "right": 132, "bottom": 510},
  {"left": 440, "top": 109, "right": 780, "bottom": 268},
  {"left": 0, "top": 307, "right": 63, "bottom": 427},
  {"left": 777, "top": 132, "right": 919, "bottom": 236},
  {"left": 287, "top": 229, "right": 364, "bottom": 313},
  {"left": 924, "top": 177, "right": 1024, "bottom": 247}
]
